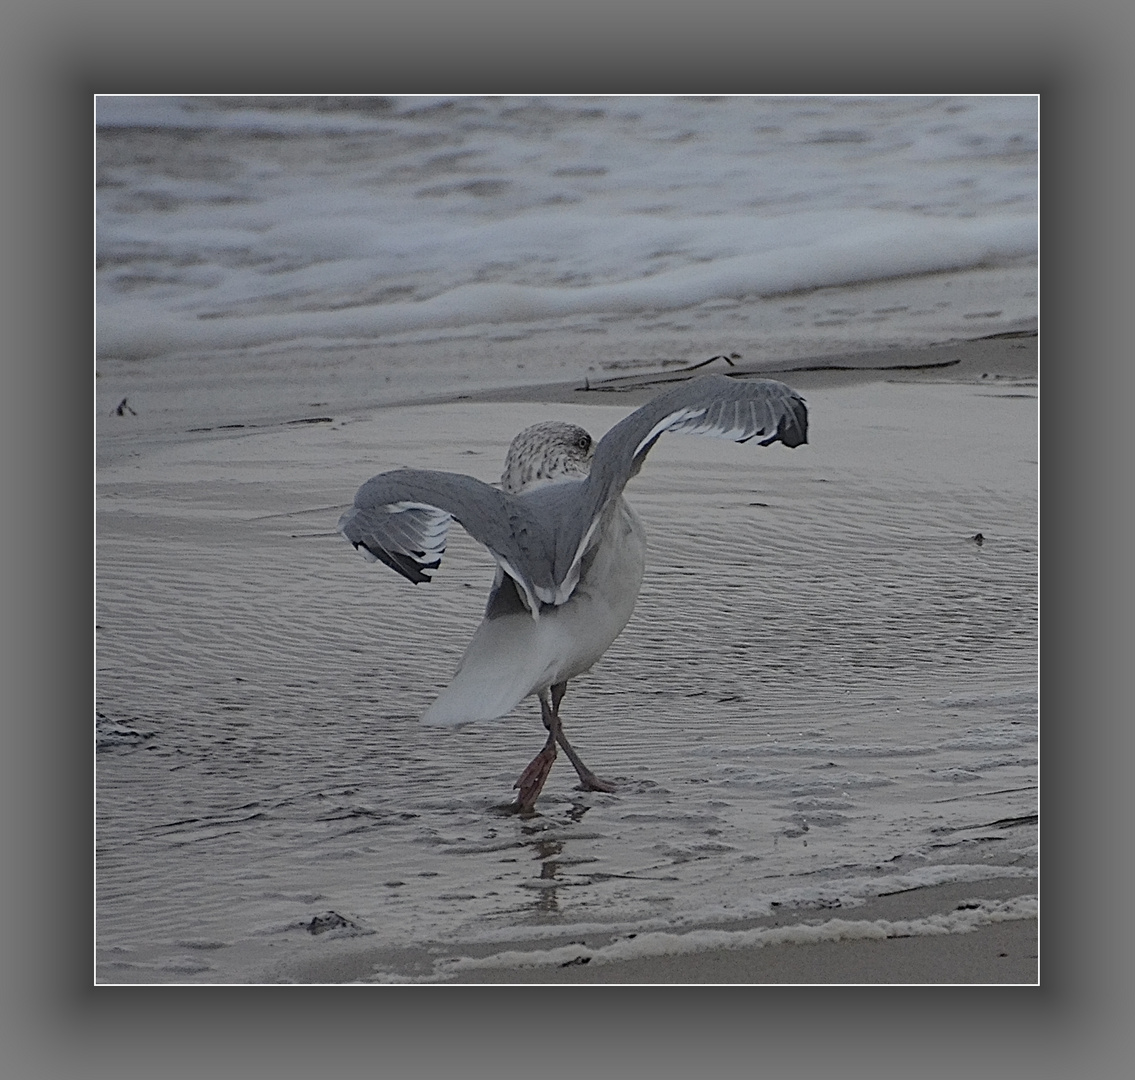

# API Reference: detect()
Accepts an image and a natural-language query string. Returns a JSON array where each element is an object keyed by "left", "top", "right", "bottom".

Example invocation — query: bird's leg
[
  {"left": 513, "top": 691, "right": 559, "bottom": 811},
  {"left": 549, "top": 682, "right": 618, "bottom": 795},
  {"left": 557, "top": 731, "right": 619, "bottom": 794}
]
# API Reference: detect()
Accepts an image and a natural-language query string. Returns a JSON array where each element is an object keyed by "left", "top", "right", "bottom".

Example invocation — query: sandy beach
[
  {"left": 96, "top": 333, "right": 1037, "bottom": 985},
  {"left": 274, "top": 876, "right": 1036, "bottom": 985}
]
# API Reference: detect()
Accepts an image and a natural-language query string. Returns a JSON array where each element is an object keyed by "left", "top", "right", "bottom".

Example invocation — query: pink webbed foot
[
  {"left": 575, "top": 770, "right": 618, "bottom": 794},
  {"left": 514, "top": 745, "right": 557, "bottom": 811}
]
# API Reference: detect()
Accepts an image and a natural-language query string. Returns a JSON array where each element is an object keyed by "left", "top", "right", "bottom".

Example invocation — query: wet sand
[
  {"left": 459, "top": 332, "right": 1040, "bottom": 404},
  {"left": 273, "top": 877, "right": 1036, "bottom": 985},
  {"left": 95, "top": 331, "right": 1037, "bottom": 447},
  {"left": 96, "top": 333, "right": 1037, "bottom": 985},
  {"left": 470, "top": 919, "right": 1038, "bottom": 985},
  {"left": 438, "top": 879, "right": 1038, "bottom": 984}
]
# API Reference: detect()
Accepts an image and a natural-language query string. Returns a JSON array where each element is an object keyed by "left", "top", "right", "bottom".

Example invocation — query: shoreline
[
  {"left": 96, "top": 332, "right": 1037, "bottom": 451},
  {"left": 451, "top": 332, "right": 1038, "bottom": 407},
  {"left": 443, "top": 918, "right": 1039, "bottom": 985},
  {"left": 271, "top": 877, "right": 1037, "bottom": 985}
]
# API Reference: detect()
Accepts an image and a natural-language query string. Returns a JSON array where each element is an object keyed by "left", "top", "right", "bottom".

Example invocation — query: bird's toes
[{"left": 579, "top": 775, "right": 618, "bottom": 794}]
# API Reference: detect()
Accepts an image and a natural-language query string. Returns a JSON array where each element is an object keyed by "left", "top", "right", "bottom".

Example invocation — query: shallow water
[{"left": 96, "top": 384, "right": 1037, "bottom": 982}]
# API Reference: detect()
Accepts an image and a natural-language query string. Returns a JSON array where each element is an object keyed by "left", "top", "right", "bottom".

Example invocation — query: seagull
[{"left": 338, "top": 374, "right": 808, "bottom": 810}]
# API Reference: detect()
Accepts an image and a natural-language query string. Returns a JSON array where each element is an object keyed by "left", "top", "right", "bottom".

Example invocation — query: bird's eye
[{"left": 576, "top": 435, "right": 590, "bottom": 450}]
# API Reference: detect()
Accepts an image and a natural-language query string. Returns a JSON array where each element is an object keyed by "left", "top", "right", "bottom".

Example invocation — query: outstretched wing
[
  {"left": 337, "top": 468, "right": 566, "bottom": 618},
  {"left": 531, "top": 375, "right": 808, "bottom": 601},
  {"left": 589, "top": 374, "right": 806, "bottom": 495}
]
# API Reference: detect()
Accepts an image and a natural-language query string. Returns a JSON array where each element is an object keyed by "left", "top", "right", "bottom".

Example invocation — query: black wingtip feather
[
  {"left": 358, "top": 541, "right": 435, "bottom": 584},
  {"left": 777, "top": 395, "right": 809, "bottom": 448}
]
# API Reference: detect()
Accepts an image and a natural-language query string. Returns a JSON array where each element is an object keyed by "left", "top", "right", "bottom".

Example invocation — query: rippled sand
[{"left": 96, "top": 341, "right": 1037, "bottom": 983}]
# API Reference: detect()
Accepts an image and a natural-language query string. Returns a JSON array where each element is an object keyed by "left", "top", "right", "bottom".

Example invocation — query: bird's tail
[{"left": 420, "top": 614, "right": 557, "bottom": 726}]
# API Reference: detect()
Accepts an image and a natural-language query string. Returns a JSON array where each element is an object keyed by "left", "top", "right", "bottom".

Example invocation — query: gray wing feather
[
  {"left": 338, "top": 468, "right": 572, "bottom": 617},
  {"left": 591, "top": 374, "right": 807, "bottom": 495},
  {"left": 532, "top": 375, "right": 808, "bottom": 604},
  {"left": 339, "top": 376, "right": 807, "bottom": 616}
]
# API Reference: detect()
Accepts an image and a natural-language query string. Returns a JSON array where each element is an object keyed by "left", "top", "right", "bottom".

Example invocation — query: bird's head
[{"left": 500, "top": 421, "right": 594, "bottom": 494}]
